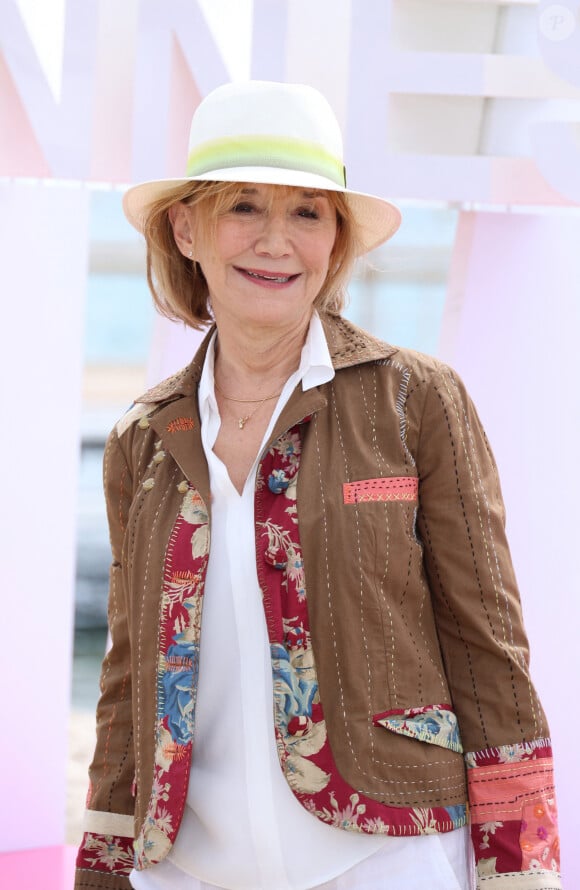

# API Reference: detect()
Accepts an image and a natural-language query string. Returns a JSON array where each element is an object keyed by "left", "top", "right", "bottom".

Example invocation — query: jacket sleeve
[
  {"left": 415, "top": 366, "right": 562, "bottom": 890},
  {"left": 75, "top": 428, "right": 135, "bottom": 890}
]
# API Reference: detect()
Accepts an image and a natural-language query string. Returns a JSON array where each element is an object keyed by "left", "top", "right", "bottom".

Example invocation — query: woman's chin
[{"left": 218, "top": 300, "right": 315, "bottom": 335}]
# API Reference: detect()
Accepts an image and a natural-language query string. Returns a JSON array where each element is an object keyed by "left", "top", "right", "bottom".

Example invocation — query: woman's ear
[{"left": 169, "top": 203, "right": 195, "bottom": 258}]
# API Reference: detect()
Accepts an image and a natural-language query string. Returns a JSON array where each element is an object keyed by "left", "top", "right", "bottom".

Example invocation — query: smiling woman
[
  {"left": 75, "top": 81, "right": 562, "bottom": 890},
  {"left": 167, "top": 183, "right": 342, "bottom": 490},
  {"left": 171, "top": 185, "right": 338, "bottom": 335},
  {"left": 142, "top": 180, "right": 359, "bottom": 329}
]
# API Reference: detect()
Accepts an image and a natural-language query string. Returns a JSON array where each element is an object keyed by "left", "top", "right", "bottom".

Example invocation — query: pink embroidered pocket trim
[{"left": 343, "top": 476, "right": 418, "bottom": 504}]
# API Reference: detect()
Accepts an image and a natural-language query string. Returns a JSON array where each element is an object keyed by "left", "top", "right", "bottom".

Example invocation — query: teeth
[{"left": 246, "top": 270, "right": 291, "bottom": 283}]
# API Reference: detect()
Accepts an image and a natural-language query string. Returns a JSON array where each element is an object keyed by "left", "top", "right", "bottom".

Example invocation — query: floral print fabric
[
  {"left": 466, "top": 739, "right": 560, "bottom": 881},
  {"left": 373, "top": 704, "right": 463, "bottom": 753},
  {"left": 257, "top": 426, "right": 467, "bottom": 837},
  {"left": 76, "top": 833, "right": 134, "bottom": 875},
  {"left": 134, "top": 487, "right": 210, "bottom": 869}
]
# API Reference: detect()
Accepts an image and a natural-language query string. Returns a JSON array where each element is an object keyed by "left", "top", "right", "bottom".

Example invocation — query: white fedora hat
[{"left": 123, "top": 80, "right": 401, "bottom": 254}]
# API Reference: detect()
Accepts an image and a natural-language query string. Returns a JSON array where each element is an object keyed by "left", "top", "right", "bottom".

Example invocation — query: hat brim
[{"left": 123, "top": 167, "right": 401, "bottom": 256}]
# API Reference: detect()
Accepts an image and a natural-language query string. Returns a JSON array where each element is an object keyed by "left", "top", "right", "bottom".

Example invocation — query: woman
[{"left": 75, "top": 81, "right": 561, "bottom": 890}]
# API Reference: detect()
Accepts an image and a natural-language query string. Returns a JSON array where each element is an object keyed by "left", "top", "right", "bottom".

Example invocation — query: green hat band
[{"left": 186, "top": 135, "right": 346, "bottom": 187}]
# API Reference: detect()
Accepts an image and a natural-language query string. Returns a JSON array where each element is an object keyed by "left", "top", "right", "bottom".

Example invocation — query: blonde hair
[{"left": 142, "top": 180, "right": 360, "bottom": 330}]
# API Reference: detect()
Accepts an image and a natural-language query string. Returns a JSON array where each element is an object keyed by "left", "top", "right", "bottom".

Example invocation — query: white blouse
[{"left": 130, "top": 313, "right": 473, "bottom": 890}]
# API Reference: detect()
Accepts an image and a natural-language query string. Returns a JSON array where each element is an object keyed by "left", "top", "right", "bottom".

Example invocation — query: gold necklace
[{"left": 214, "top": 380, "right": 283, "bottom": 430}]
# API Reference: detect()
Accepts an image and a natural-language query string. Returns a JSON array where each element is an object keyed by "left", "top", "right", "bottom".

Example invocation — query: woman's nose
[{"left": 254, "top": 213, "right": 292, "bottom": 256}]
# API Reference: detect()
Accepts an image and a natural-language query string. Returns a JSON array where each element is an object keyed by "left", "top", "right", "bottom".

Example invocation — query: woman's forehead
[{"left": 239, "top": 184, "right": 329, "bottom": 201}]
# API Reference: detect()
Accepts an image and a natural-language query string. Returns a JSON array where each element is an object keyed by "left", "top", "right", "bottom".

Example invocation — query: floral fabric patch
[
  {"left": 466, "top": 739, "right": 560, "bottom": 880},
  {"left": 373, "top": 704, "right": 463, "bottom": 754},
  {"left": 134, "top": 487, "right": 210, "bottom": 869},
  {"left": 76, "top": 832, "right": 134, "bottom": 875},
  {"left": 521, "top": 797, "right": 560, "bottom": 873}
]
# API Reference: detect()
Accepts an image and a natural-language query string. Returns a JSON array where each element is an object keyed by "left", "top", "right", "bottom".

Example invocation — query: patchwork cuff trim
[
  {"left": 82, "top": 810, "right": 134, "bottom": 838},
  {"left": 466, "top": 740, "right": 560, "bottom": 880},
  {"left": 76, "top": 831, "right": 134, "bottom": 876},
  {"left": 465, "top": 738, "right": 552, "bottom": 770},
  {"left": 478, "top": 869, "right": 562, "bottom": 889},
  {"left": 468, "top": 757, "right": 556, "bottom": 823}
]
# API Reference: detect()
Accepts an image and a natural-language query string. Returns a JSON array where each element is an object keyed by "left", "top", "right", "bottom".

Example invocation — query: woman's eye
[
  {"left": 296, "top": 207, "right": 319, "bottom": 220},
  {"left": 231, "top": 202, "right": 257, "bottom": 214}
]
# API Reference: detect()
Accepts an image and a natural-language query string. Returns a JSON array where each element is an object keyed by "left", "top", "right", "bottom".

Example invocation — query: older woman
[{"left": 75, "top": 82, "right": 561, "bottom": 890}]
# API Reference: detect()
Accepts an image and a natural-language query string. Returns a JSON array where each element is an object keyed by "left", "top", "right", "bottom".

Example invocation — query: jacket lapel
[
  {"left": 148, "top": 396, "right": 211, "bottom": 510},
  {"left": 137, "top": 328, "right": 213, "bottom": 506},
  {"left": 137, "top": 315, "right": 396, "bottom": 501},
  {"left": 266, "top": 386, "right": 328, "bottom": 452}
]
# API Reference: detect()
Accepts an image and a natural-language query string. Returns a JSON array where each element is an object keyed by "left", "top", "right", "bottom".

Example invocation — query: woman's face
[{"left": 190, "top": 184, "right": 338, "bottom": 334}]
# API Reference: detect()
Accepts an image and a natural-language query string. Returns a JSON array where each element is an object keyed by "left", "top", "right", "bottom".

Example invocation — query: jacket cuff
[
  {"left": 466, "top": 739, "right": 560, "bottom": 887},
  {"left": 75, "top": 868, "right": 133, "bottom": 890},
  {"left": 75, "top": 811, "right": 135, "bottom": 886}
]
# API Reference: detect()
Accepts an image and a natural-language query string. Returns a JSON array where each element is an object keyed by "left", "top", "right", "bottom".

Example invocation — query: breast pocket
[{"left": 343, "top": 476, "right": 418, "bottom": 504}]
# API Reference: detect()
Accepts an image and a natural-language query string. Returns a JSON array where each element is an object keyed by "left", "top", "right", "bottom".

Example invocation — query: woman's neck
[{"left": 213, "top": 315, "right": 311, "bottom": 397}]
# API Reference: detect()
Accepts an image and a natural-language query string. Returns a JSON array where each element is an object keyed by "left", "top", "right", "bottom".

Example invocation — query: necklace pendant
[{"left": 239, "top": 416, "right": 249, "bottom": 429}]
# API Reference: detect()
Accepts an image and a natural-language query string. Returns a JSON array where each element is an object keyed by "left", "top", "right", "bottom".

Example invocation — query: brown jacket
[{"left": 75, "top": 315, "right": 560, "bottom": 890}]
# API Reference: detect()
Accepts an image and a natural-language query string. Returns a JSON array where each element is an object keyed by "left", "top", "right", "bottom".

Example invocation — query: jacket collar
[
  {"left": 137, "top": 314, "right": 398, "bottom": 406},
  {"left": 321, "top": 314, "right": 398, "bottom": 370},
  {"left": 136, "top": 315, "right": 398, "bottom": 494}
]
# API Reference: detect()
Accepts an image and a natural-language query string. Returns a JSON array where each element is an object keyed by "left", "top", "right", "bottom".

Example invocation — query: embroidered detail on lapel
[
  {"left": 134, "top": 486, "right": 210, "bottom": 869},
  {"left": 343, "top": 476, "right": 418, "bottom": 504},
  {"left": 166, "top": 416, "right": 196, "bottom": 433}
]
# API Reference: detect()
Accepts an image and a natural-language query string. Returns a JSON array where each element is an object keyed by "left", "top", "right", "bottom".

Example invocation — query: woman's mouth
[{"left": 236, "top": 267, "right": 300, "bottom": 286}]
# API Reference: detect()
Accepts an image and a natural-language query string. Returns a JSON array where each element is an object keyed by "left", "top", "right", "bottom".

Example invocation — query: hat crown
[
  {"left": 122, "top": 80, "right": 401, "bottom": 253},
  {"left": 188, "top": 80, "right": 344, "bottom": 161}
]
